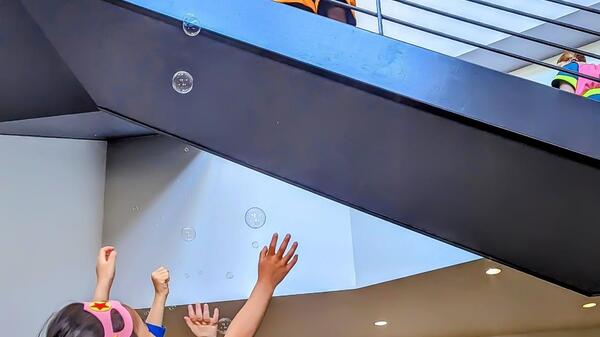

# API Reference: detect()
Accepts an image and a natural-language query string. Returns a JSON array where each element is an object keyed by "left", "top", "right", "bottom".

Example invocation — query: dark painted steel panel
[
  {"left": 0, "top": 0, "right": 96, "bottom": 122},
  {"left": 0, "top": 111, "right": 153, "bottom": 140},
  {"left": 21, "top": 0, "right": 600, "bottom": 294}
]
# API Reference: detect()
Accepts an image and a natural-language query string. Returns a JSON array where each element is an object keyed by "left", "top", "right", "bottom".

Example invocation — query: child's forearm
[
  {"left": 93, "top": 278, "right": 112, "bottom": 302},
  {"left": 225, "top": 282, "right": 275, "bottom": 337},
  {"left": 146, "top": 293, "right": 168, "bottom": 326}
]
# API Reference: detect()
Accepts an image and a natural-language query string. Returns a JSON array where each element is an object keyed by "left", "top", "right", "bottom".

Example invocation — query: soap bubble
[
  {"left": 168, "top": 306, "right": 176, "bottom": 311},
  {"left": 225, "top": 272, "right": 234, "bottom": 279},
  {"left": 217, "top": 318, "right": 232, "bottom": 334},
  {"left": 181, "top": 226, "right": 196, "bottom": 241},
  {"left": 252, "top": 241, "right": 259, "bottom": 248},
  {"left": 184, "top": 146, "right": 190, "bottom": 152},
  {"left": 245, "top": 207, "right": 266, "bottom": 229},
  {"left": 182, "top": 13, "right": 201, "bottom": 37},
  {"left": 172, "top": 71, "right": 193, "bottom": 94},
  {"left": 130, "top": 205, "right": 140, "bottom": 212}
]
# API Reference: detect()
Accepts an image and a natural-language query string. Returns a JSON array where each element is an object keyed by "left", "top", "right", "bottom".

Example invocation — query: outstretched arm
[
  {"left": 146, "top": 266, "right": 170, "bottom": 327},
  {"left": 93, "top": 246, "right": 117, "bottom": 302},
  {"left": 225, "top": 233, "right": 298, "bottom": 337}
]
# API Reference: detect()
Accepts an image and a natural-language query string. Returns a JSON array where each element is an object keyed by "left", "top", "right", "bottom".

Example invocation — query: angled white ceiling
[
  {"left": 103, "top": 136, "right": 477, "bottom": 308},
  {"left": 356, "top": 0, "right": 600, "bottom": 72}
]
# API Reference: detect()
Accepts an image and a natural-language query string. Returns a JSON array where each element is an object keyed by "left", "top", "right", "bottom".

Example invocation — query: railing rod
[
  {"left": 376, "top": 0, "right": 384, "bottom": 35},
  {"left": 465, "top": 0, "right": 600, "bottom": 37},
  {"left": 544, "top": 0, "right": 600, "bottom": 15},
  {"left": 392, "top": 0, "right": 600, "bottom": 61},
  {"left": 319, "top": 0, "right": 600, "bottom": 82}
]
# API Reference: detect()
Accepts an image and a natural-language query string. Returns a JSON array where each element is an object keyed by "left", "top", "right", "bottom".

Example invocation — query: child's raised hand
[
  {"left": 258, "top": 233, "right": 298, "bottom": 290},
  {"left": 184, "top": 303, "right": 220, "bottom": 337},
  {"left": 151, "top": 266, "right": 170, "bottom": 296},
  {"left": 96, "top": 246, "right": 117, "bottom": 283}
]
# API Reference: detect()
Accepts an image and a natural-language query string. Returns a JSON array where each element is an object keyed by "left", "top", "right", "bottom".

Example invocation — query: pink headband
[{"left": 82, "top": 301, "right": 134, "bottom": 337}]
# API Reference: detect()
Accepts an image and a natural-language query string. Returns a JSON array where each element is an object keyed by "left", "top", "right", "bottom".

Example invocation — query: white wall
[
  {"left": 350, "top": 209, "right": 476, "bottom": 288},
  {"left": 102, "top": 135, "right": 477, "bottom": 308},
  {"left": 102, "top": 136, "right": 357, "bottom": 308},
  {"left": 0, "top": 135, "right": 107, "bottom": 337}
]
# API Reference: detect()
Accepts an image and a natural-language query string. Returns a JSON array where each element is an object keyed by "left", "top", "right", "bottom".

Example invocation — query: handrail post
[{"left": 376, "top": 0, "right": 384, "bottom": 35}]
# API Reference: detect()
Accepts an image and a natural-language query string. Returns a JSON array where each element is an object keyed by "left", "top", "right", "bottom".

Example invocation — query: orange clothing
[{"left": 274, "top": 0, "right": 356, "bottom": 14}]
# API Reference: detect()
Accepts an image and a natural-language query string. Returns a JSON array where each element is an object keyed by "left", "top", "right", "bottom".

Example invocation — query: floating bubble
[
  {"left": 182, "top": 13, "right": 201, "bottom": 37},
  {"left": 130, "top": 205, "right": 140, "bottom": 212},
  {"left": 245, "top": 207, "right": 266, "bottom": 229},
  {"left": 181, "top": 226, "right": 196, "bottom": 242},
  {"left": 252, "top": 241, "right": 259, "bottom": 249},
  {"left": 184, "top": 146, "right": 190, "bottom": 152},
  {"left": 225, "top": 272, "right": 234, "bottom": 279},
  {"left": 168, "top": 306, "right": 176, "bottom": 312},
  {"left": 217, "top": 318, "right": 232, "bottom": 334},
  {"left": 172, "top": 71, "right": 193, "bottom": 94}
]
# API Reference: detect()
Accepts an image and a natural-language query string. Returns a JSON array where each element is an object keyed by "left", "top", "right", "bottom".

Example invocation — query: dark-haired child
[
  {"left": 45, "top": 233, "right": 298, "bottom": 337},
  {"left": 46, "top": 247, "right": 187, "bottom": 337}
]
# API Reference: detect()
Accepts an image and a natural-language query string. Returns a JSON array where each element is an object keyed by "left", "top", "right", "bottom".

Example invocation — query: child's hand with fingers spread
[
  {"left": 222, "top": 233, "right": 299, "bottom": 337},
  {"left": 184, "top": 303, "right": 220, "bottom": 337},
  {"left": 151, "top": 266, "right": 170, "bottom": 297},
  {"left": 258, "top": 233, "right": 299, "bottom": 290}
]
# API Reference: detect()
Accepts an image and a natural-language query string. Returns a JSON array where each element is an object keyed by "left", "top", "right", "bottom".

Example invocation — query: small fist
[
  {"left": 96, "top": 246, "right": 117, "bottom": 283},
  {"left": 151, "top": 266, "right": 170, "bottom": 296}
]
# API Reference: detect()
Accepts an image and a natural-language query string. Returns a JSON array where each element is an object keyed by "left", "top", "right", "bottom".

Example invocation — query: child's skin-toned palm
[
  {"left": 258, "top": 233, "right": 298, "bottom": 290},
  {"left": 184, "top": 303, "right": 220, "bottom": 337},
  {"left": 224, "top": 233, "right": 298, "bottom": 337}
]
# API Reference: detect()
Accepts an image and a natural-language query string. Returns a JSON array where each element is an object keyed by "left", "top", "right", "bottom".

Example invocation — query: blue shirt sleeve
[{"left": 146, "top": 323, "right": 167, "bottom": 337}]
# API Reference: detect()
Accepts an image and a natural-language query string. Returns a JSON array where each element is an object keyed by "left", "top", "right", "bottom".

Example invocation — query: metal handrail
[
  {"left": 464, "top": 0, "right": 600, "bottom": 37},
  {"left": 544, "top": 0, "right": 600, "bottom": 16},
  {"left": 392, "top": 0, "right": 600, "bottom": 62},
  {"left": 319, "top": 0, "right": 600, "bottom": 83},
  {"left": 375, "top": 0, "right": 383, "bottom": 35}
]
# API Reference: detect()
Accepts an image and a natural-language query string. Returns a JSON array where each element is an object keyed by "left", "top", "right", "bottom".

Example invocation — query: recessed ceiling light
[
  {"left": 582, "top": 302, "right": 597, "bottom": 309},
  {"left": 485, "top": 267, "right": 502, "bottom": 275},
  {"left": 374, "top": 321, "right": 388, "bottom": 327}
]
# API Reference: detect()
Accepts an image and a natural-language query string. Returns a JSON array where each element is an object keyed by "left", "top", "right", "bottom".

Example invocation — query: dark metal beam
[
  {"left": 19, "top": 0, "right": 600, "bottom": 295},
  {"left": 0, "top": 0, "right": 96, "bottom": 122}
]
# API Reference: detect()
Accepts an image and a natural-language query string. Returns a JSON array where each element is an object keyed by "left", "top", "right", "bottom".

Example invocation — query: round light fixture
[
  {"left": 485, "top": 267, "right": 502, "bottom": 275},
  {"left": 582, "top": 302, "right": 597, "bottom": 309},
  {"left": 374, "top": 321, "right": 388, "bottom": 327}
]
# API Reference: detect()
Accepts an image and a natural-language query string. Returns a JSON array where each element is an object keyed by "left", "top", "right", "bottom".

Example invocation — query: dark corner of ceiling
[{"left": 0, "top": 0, "right": 96, "bottom": 123}]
